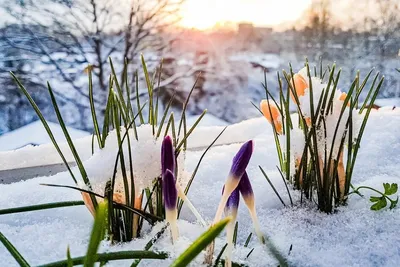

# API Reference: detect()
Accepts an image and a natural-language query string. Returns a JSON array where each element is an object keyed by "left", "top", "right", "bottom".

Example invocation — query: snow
[
  {"left": 375, "top": 98, "right": 400, "bottom": 109},
  {"left": 186, "top": 113, "right": 228, "bottom": 127},
  {"left": 0, "top": 120, "right": 90, "bottom": 151},
  {"left": 0, "top": 117, "right": 266, "bottom": 171},
  {"left": 1, "top": 109, "right": 400, "bottom": 266}
]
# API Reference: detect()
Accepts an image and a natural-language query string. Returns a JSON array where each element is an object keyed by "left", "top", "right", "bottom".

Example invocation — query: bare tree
[
  {"left": 1, "top": 0, "right": 200, "bottom": 129},
  {"left": 1, "top": 1, "right": 187, "bottom": 103}
]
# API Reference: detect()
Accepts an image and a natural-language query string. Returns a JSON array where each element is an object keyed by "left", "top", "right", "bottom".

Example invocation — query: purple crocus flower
[
  {"left": 213, "top": 140, "right": 254, "bottom": 224},
  {"left": 229, "top": 140, "right": 254, "bottom": 179},
  {"left": 161, "top": 135, "right": 175, "bottom": 175}
]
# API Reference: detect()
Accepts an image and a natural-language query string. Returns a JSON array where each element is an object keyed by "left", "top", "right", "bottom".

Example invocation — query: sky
[{"left": 180, "top": 0, "right": 312, "bottom": 29}]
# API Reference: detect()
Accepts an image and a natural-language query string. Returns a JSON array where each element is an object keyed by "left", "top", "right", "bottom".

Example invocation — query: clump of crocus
[
  {"left": 205, "top": 140, "right": 259, "bottom": 265},
  {"left": 259, "top": 63, "right": 381, "bottom": 213}
]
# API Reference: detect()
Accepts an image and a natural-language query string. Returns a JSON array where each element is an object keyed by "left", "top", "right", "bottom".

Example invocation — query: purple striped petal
[
  {"left": 225, "top": 187, "right": 240, "bottom": 211},
  {"left": 229, "top": 140, "right": 254, "bottom": 179},
  {"left": 163, "top": 169, "right": 177, "bottom": 210},
  {"left": 238, "top": 171, "right": 254, "bottom": 198},
  {"left": 162, "top": 135, "right": 175, "bottom": 175}
]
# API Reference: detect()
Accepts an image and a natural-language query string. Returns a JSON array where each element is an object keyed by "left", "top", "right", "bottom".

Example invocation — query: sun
[{"left": 180, "top": 0, "right": 312, "bottom": 30}]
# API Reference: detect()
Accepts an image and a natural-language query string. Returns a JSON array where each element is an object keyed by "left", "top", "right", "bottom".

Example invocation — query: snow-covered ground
[
  {"left": 1, "top": 108, "right": 400, "bottom": 266},
  {"left": 0, "top": 120, "right": 90, "bottom": 152}
]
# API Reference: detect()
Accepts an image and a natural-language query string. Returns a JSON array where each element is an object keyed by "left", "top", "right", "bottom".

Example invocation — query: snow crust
[{"left": 1, "top": 109, "right": 400, "bottom": 266}]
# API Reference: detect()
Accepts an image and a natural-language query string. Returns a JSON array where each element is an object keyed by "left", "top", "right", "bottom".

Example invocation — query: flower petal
[
  {"left": 163, "top": 169, "right": 177, "bottom": 210},
  {"left": 238, "top": 171, "right": 253, "bottom": 199},
  {"left": 230, "top": 140, "right": 254, "bottom": 179},
  {"left": 161, "top": 135, "right": 175, "bottom": 175}
]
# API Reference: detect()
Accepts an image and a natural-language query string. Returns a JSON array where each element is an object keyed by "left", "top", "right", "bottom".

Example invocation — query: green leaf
[
  {"left": 383, "top": 183, "right": 391, "bottom": 195},
  {"left": 386, "top": 183, "right": 398, "bottom": 195},
  {"left": 170, "top": 217, "right": 231, "bottom": 267},
  {"left": 390, "top": 197, "right": 399, "bottom": 209},
  {"left": 84, "top": 201, "right": 108, "bottom": 267},
  {"left": 0, "top": 231, "right": 30, "bottom": 267},
  {"left": 370, "top": 198, "right": 387, "bottom": 211},
  {"left": 369, "top": 196, "right": 381, "bottom": 203}
]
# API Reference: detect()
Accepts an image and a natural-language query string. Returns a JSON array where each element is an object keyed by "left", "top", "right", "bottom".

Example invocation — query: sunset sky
[{"left": 180, "top": 0, "right": 313, "bottom": 29}]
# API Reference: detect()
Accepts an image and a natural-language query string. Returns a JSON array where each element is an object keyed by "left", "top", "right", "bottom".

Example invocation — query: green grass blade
[
  {"left": 10, "top": 72, "right": 77, "bottom": 184},
  {"left": 233, "top": 221, "right": 239, "bottom": 246},
  {"left": 124, "top": 59, "right": 135, "bottom": 120},
  {"left": 156, "top": 91, "right": 176, "bottom": 138},
  {"left": 259, "top": 166, "right": 286, "bottom": 207},
  {"left": 88, "top": 67, "right": 102, "bottom": 149},
  {"left": 67, "top": 246, "right": 73, "bottom": 267},
  {"left": 360, "top": 73, "right": 379, "bottom": 113},
  {"left": 177, "top": 74, "right": 200, "bottom": 140},
  {"left": 135, "top": 70, "right": 145, "bottom": 124},
  {"left": 38, "top": 251, "right": 168, "bottom": 267},
  {"left": 40, "top": 183, "right": 161, "bottom": 224},
  {"left": 84, "top": 201, "right": 108, "bottom": 267},
  {"left": 155, "top": 60, "right": 163, "bottom": 125},
  {"left": 0, "top": 201, "right": 84, "bottom": 215},
  {"left": 175, "top": 109, "right": 207, "bottom": 153},
  {"left": 170, "top": 217, "right": 231, "bottom": 267},
  {"left": 244, "top": 233, "right": 252, "bottom": 247},
  {"left": 213, "top": 243, "right": 227, "bottom": 267},
  {"left": 109, "top": 58, "right": 129, "bottom": 120},
  {"left": 0, "top": 231, "right": 30, "bottom": 267},
  {"left": 141, "top": 55, "right": 154, "bottom": 126},
  {"left": 101, "top": 89, "right": 114, "bottom": 147},
  {"left": 46, "top": 82, "right": 97, "bottom": 207}
]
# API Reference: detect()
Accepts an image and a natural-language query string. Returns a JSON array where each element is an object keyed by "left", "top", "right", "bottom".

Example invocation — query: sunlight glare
[{"left": 180, "top": 0, "right": 312, "bottom": 30}]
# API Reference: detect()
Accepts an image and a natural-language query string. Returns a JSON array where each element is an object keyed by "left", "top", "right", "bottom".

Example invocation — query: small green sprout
[{"left": 351, "top": 183, "right": 399, "bottom": 211}]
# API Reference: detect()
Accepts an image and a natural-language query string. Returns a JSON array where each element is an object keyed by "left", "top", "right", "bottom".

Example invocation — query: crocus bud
[
  {"left": 291, "top": 73, "right": 308, "bottom": 102},
  {"left": 214, "top": 140, "right": 254, "bottom": 224},
  {"left": 260, "top": 100, "right": 283, "bottom": 134},
  {"left": 163, "top": 169, "right": 178, "bottom": 243},
  {"left": 161, "top": 135, "right": 175, "bottom": 175},
  {"left": 229, "top": 140, "right": 254, "bottom": 179},
  {"left": 238, "top": 172, "right": 265, "bottom": 244}
]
